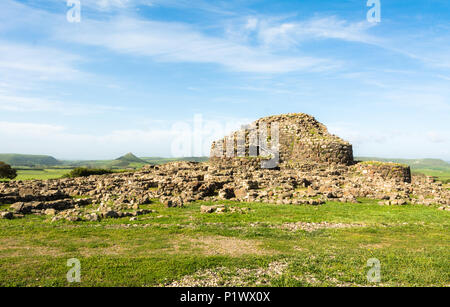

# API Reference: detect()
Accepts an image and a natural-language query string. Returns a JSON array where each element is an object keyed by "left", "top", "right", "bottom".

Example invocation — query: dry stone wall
[
  {"left": 210, "top": 113, "right": 415, "bottom": 183},
  {"left": 352, "top": 161, "right": 412, "bottom": 183}
]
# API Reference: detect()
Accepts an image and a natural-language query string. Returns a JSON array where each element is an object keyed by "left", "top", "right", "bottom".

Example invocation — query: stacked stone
[
  {"left": 1, "top": 158, "right": 448, "bottom": 221},
  {"left": 352, "top": 161, "right": 412, "bottom": 183},
  {"left": 210, "top": 113, "right": 353, "bottom": 168}
]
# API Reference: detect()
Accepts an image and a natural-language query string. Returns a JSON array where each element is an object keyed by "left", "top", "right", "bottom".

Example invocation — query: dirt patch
[
  {"left": 277, "top": 221, "right": 365, "bottom": 232},
  {"left": 172, "top": 235, "right": 275, "bottom": 257},
  {"left": 0, "top": 237, "right": 128, "bottom": 258},
  {"left": 0, "top": 238, "right": 64, "bottom": 258},
  {"left": 165, "top": 260, "right": 289, "bottom": 287},
  {"left": 359, "top": 243, "right": 392, "bottom": 249},
  {"left": 293, "top": 273, "right": 363, "bottom": 287},
  {"left": 77, "top": 243, "right": 128, "bottom": 257},
  {"left": 292, "top": 272, "right": 396, "bottom": 287},
  {"left": 102, "top": 223, "right": 198, "bottom": 230}
]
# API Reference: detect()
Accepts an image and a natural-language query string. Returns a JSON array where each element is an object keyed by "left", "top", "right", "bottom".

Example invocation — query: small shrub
[
  {"left": 0, "top": 161, "right": 17, "bottom": 179},
  {"left": 64, "top": 167, "right": 113, "bottom": 178}
]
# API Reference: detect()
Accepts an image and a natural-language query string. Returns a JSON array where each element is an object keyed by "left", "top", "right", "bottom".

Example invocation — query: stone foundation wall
[
  {"left": 352, "top": 161, "right": 411, "bottom": 183},
  {"left": 283, "top": 137, "right": 353, "bottom": 165},
  {"left": 209, "top": 157, "right": 264, "bottom": 169}
]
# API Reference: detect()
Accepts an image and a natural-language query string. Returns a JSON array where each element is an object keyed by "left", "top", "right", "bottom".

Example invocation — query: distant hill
[
  {"left": 0, "top": 154, "right": 60, "bottom": 167},
  {"left": 60, "top": 155, "right": 208, "bottom": 169},
  {"left": 140, "top": 157, "right": 209, "bottom": 164},
  {"left": 109, "top": 153, "right": 150, "bottom": 168},
  {"left": 116, "top": 153, "right": 148, "bottom": 163}
]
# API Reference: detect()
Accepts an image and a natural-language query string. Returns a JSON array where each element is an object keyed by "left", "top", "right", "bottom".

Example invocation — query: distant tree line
[{"left": 63, "top": 167, "right": 114, "bottom": 178}]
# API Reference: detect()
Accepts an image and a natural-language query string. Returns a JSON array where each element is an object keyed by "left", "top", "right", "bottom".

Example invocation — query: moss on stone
[{"left": 360, "top": 161, "right": 407, "bottom": 167}]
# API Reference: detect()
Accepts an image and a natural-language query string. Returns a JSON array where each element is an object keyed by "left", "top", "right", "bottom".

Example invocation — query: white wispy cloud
[
  {"left": 0, "top": 121, "right": 65, "bottom": 136},
  {"left": 427, "top": 131, "right": 449, "bottom": 144},
  {"left": 66, "top": 0, "right": 153, "bottom": 11},
  {"left": 383, "top": 91, "right": 450, "bottom": 112},
  {"left": 0, "top": 0, "right": 418, "bottom": 76},
  {"left": 86, "top": 0, "right": 133, "bottom": 10},
  {"left": 55, "top": 17, "right": 338, "bottom": 74},
  {"left": 51, "top": 0, "right": 236, "bottom": 15},
  {"left": 0, "top": 39, "right": 116, "bottom": 116},
  {"left": 0, "top": 94, "right": 124, "bottom": 115},
  {"left": 0, "top": 41, "right": 83, "bottom": 82},
  {"left": 328, "top": 122, "right": 450, "bottom": 159},
  {"left": 1, "top": 0, "right": 449, "bottom": 160},
  {"left": 254, "top": 16, "right": 379, "bottom": 48}
]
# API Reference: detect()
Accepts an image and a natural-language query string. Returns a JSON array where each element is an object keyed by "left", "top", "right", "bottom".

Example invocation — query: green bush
[
  {"left": 0, "top": 161, "right": 17, "bottom": 179},
  {"left": 64, "top": 167, "right": 113, "bottom": 178}
]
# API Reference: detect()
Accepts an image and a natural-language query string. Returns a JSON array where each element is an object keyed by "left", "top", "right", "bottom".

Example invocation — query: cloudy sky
[{"left": 0, "top": 0, "right": 449, "bottom": 160}]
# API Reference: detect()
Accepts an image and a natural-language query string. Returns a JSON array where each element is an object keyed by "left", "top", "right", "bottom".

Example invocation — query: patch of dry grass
[{"left": 172, "top": 235, "right": 276, "bottom": 257}]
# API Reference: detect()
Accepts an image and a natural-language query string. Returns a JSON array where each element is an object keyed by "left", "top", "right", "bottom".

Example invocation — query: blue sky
[{"left": 0, "top": 0, "right": 449, "bottom": 160}]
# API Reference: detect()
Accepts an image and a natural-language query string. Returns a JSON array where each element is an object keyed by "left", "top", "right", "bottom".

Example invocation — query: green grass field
[
  {"left": 0, "top": 199, "right": 448, "bottom": 287},
  {"left": 13, "top": 169, "right": 71, "bottom": 181}
]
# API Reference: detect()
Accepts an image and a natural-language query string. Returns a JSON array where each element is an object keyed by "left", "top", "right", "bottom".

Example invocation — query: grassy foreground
[{"left": 0, "top": 199, "right": 449, "bottom": 287}]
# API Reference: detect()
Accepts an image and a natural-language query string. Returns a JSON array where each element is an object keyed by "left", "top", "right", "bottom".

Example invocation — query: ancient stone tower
[{"left": 210, "top": 113, "right": 354, "bottom": 168}]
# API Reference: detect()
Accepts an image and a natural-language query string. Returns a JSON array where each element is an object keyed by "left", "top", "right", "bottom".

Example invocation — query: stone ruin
[
  {"left": 0, "top": 113, "right": 448, "bottom": 222},
  {"left": 211, "top": 113, "right": 410, "bottom": 181},
  {"left": 212, "top": 113, "right": 353, "bottom": 167}
]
